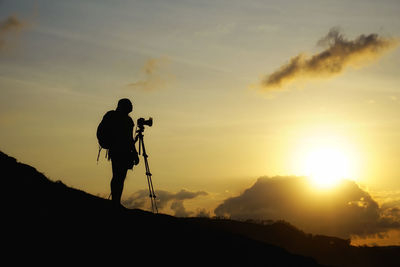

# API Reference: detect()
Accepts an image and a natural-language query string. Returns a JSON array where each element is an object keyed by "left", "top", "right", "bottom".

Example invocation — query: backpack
[{"left": 96, "top": 110, "right": 115, "bottom": 161}]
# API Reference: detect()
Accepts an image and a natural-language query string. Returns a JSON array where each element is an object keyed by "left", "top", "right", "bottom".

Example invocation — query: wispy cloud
[
  {"left": 128, "top": 57, "right": 174, "bottom": 91},
  {"left": 0, "top": 15, "right": 26, "bottom": 51},
  {"left": 261, "top": 28, "right": 399, "bottom": 90}
]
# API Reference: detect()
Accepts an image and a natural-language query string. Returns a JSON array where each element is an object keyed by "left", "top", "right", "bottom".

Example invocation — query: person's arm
[
  {"left": 128, "top": 118, "right": 140, "bottom": 165},
  {"left": 128, "top": 117, "right": 135, "bottom": 149}
]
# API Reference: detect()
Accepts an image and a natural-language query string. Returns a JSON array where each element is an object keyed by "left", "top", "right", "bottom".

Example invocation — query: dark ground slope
[
  {"left": 3, "top": 151, "right": 399, "bottom": 266},
  {"left": 1, "top": 151, "right": 321, "bottom": 266},
  {"left": 184, "top": 218, "right": 400, "bottom": 267}
]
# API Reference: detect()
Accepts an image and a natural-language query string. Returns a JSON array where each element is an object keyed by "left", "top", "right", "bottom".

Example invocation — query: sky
[{"left": 1, "top": 0, "right": 400, "bottom": 245}]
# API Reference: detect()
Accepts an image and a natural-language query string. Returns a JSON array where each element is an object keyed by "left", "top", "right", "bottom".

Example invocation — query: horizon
[{"left": 1, "top": 0, "right": 400, "bottom": 246}]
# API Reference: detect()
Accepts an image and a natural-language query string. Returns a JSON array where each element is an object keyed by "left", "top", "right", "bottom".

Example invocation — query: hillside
[
  {"left": 2, "top": 151, "right": 399, "bottom": 266},
  {"left": 2, "top": 151, "right": 321, "bottom": 266}
]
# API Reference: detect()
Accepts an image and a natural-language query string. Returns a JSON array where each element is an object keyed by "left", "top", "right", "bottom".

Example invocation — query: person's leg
[{"left": 111, "top": 159, "right": 128, "bottom": 207}]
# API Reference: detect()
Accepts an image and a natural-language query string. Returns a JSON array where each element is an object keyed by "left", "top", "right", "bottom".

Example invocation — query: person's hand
[{"left": 134, "top": 153, "right": 140, "bottom": 165}]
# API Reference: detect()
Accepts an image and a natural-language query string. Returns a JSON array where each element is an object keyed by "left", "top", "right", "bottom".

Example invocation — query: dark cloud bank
[
  {"left": 122, "top": 177, "right": 400, "bottom": 240},
  {"left": 215, "top": 176, "right": 400, "bottom": 239}
]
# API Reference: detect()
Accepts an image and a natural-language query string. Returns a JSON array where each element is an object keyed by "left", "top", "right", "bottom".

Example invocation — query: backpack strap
[{"left": 97, "top": 145, "right": 102, "bottom": 163}]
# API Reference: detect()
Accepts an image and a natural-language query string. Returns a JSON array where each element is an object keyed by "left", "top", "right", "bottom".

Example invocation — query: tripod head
[{"left": 135, "top": 117, "right": 153, "bottom": 142}]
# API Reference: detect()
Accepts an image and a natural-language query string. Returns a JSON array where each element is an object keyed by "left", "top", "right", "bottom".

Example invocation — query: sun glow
[
  {"left": 303, "top": 147, "right": 351, "bottom": 188},
  {"left": 293, "top": 133, "right": 360, "bottom": 189}
]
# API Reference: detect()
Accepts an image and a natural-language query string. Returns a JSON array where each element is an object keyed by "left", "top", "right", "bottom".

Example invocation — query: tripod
[{"left": 136, "top": 126, "right": 158, "bottom": 214}]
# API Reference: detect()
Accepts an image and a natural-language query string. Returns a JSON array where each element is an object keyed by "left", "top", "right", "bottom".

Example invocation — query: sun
[
  {"left": 303, "top": 147, "right": 351, "bottom": 188},
  {"left": 292, "top": 133, "right": 360, "bottom": 189}
]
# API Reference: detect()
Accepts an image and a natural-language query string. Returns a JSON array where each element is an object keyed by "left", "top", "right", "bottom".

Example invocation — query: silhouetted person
[{"left": 99, "top": 98, "right": 139, "bottom": 208}]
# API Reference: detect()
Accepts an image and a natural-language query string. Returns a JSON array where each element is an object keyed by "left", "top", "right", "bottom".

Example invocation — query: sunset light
[
  {"left": 303, "top": 147, "right": 351, "bottom": 188},
  {"left": 292, "top": 132, "right": 360, "bottom": 189},
  {"left": 1, "top": 0, "right": 400, "bottom": 255}
]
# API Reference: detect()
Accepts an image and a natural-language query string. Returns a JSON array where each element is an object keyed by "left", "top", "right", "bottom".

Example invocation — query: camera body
[{"left": 137, "top": 117, "right": 153, "bottom": 128}]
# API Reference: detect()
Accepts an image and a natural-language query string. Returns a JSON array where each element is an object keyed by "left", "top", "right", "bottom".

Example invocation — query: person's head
[{"left": 116, "top": 98, "right": 133, "bottom": 114}]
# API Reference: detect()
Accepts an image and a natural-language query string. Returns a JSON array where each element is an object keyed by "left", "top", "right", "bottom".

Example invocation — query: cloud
[
  {"left": 374, "top": 190, "right": 400, "bottom": 223},
  {"left": 194, "top": 208, "right": 211, "bottom": 218},
  {"left": 170, "top": 200, "right": 191, "bottom": 217},
  {"left": 214, "top": 176, "right": 400, "bottom": 238},
  {"left": 127, "top": 57, "right": 174, "bottom": 91},
  {"left": 0, "top": 15, "right": 26, "bottom": 50},
  {"left": 261, "top": 28, "right": 398, "bottom": 90},
  {"left": 122, "top": 188, "right": 208, "bottom": 217}
]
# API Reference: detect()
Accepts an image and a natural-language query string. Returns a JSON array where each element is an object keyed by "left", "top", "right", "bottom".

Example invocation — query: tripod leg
[
  {"left": 141, "top": 136, "right": 158, "bottom": 213},
  {"left": 145, "top": 157, "right": 158, "bottom": 213}
]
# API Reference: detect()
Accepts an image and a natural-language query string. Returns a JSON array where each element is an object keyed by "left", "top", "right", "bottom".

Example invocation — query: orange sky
[{"left": 1, "top": 0, "right": 400, "bottom": 245}]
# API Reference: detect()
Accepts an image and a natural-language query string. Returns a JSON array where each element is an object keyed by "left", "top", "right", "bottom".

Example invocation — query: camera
[{"left": 137, "top": 117, "right": 153, "bottom": 128}]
